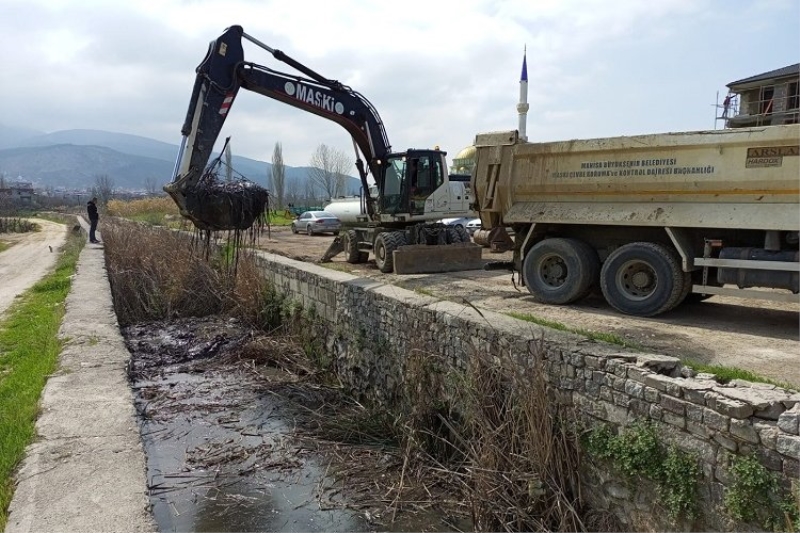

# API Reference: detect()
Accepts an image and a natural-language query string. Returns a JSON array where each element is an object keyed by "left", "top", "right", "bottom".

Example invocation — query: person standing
[
  {"left": 722, "top": 94, "right": 734, "bottom": 119},
  {"left": 87, "top": 197, "right": 100, "bottom": 243}
]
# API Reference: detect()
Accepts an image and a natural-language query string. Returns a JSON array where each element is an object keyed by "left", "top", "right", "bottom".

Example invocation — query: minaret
[{"left": 517, "top": 47, "right": 529, "bottom": 142}]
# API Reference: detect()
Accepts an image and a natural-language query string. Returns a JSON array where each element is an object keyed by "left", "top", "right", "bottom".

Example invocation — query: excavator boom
[{"left": 165, "top": 25, "right": 390, "bottom": 229}]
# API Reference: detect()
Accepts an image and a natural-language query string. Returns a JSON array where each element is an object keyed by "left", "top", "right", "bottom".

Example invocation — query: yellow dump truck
[{"left": 470, "top": 125, "right": 799, "bottom": 316}]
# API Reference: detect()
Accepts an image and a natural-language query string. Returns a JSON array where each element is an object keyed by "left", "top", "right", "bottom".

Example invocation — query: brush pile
[{"left": 182, "top": 169, "right": 269, "bottom": 232}]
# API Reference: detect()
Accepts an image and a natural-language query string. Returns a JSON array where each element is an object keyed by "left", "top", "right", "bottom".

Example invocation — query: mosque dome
[{"left": 450, "top": 145, "right": 476, "bottom": 174}]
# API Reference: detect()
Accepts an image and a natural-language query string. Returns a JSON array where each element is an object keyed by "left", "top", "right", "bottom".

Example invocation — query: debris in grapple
[{"left": 182, "top": 171, "right": 269, "bottom": 231}]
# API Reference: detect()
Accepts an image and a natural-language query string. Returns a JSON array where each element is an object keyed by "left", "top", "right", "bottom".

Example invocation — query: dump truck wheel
[
  {"left": 523, "top": 238, "right": 599, "bottom": 304},
  {"left": 600, "top": 242, "right": 684, "bottom": 317},
  {"left": 671, "top": 269, "right": 694, "bottom": 310},
  {"left": 374, "top": 231, "right": 405, "bottom": 273},
  {"left": 344, "top": 230, "right": 368, "bottom": 263}
]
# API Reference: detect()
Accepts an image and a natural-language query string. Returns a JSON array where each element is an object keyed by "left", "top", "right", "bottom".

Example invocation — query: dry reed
[
  {"left": 104, "top": 219, "right": 279, "bottom": 329},
  {"left": 105, "top": 220, "right": 593, "bottom": 531},
  {"left": 106, "top": 197, "right": 179, "bottom": 218}
]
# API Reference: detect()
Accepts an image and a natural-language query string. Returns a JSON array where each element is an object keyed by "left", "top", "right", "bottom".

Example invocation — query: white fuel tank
[{"left": 323, "top": 196, "right": 364, "bottom": 223}]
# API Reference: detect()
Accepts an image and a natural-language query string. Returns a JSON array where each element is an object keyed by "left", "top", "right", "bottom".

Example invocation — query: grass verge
[
  {"left": 507, "top": 312, "right": 789, "bottom": 389},
  {"left": 0, "top": 229, "right": 83, "bottom": 529},
  {"left": 0, "top": 242, "right": 10, "bottom": 254},
  {"left": 507, "top": 311, "right": 641, "bottom": 348},
  {"left": 683, "top": 359, "right": 794, "bottom": 389}
]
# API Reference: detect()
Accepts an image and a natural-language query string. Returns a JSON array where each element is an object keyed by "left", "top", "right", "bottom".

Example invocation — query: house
[
  {"left": 0, "top": 181, "right": 35, "bottom": 205},
  {"left": 724, "top": 63, "right": 800, "bottom": 128}
]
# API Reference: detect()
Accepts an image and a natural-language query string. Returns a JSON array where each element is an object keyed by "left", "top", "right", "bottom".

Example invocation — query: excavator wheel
[
  {"left": 450, "top": 226, "right": 470, "bottom": 243},
  {"left": 374, "top": 231, "right": 406, "bottom": 273},
  {"left": 445, "top": 227, "right": 465, "bottom": 244},
  {"left": 344, "top": 230, "right": 368, "bottom": 263}
]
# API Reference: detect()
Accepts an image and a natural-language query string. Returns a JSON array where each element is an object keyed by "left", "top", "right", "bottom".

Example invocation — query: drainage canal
[{"left": 124, "top": 316, "right": 468, "bottom": 532}]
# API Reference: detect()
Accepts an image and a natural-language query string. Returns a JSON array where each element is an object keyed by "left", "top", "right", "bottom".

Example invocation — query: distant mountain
[
  {"left": 0, "top": 124, "right": 45, "bottom": 149},
  {"left": 0, "top": 125, "right": 360, "bottom": 194},
  {"left": 0, "top": 144, "right": 174, "bottom": 189},
  {"left": 16, "top": 129, "right": 179, "bottom": 162}
]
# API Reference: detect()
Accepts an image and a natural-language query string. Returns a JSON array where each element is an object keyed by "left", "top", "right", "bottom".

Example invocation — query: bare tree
[
  {"left": 92, "top": 174, "right": 115, "bottom": 207},
  {"left": 285, "top": 175, "right": 301, "bottom": 209},
  {"left": 225, "top": 142, "right": 233, "bottom": 182},
  {"left": 303, "top": 177, "right": 321, "bottom": 206},
  {"left": 270, "top": 142, "right": 286, "bottom": 209},
  {"left": 144, "top": 176, "right": 161, "bottom": 196},
  {"left": 307, "top": 143, "right": 350, "bottom": 200}
]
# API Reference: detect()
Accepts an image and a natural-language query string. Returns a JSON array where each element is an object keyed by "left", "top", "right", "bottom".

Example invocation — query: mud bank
[{"left": 124, "top": 316, "right": 469, "bottom": 532}]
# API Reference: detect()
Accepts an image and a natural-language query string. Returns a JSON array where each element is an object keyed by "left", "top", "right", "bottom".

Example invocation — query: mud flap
[{"left": 320, "top": 236, "right": 344, "bottom": 263}]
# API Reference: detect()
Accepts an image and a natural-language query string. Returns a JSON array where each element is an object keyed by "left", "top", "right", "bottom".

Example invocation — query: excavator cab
[{"left": 378, "top": 149, "right": 447, "bottom": 218}]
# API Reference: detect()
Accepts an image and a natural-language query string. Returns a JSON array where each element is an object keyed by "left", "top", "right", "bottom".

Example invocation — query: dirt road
[
  {"left": 0, "top": 219, "right": 68, "bottom": 317},
  {"left": 254, "top": 227, "right": 800, "bottom": 387}
]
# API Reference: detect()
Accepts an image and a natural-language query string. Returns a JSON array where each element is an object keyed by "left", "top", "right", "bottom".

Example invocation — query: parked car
[
  {"left": 437, "top": 217, "right": 472, "bottom": 230},
  {"left": 465, "top": 218, "right": 482, "bottom": 236},
  {"left": 291, "top": 211, "right": 342, "bottom": 236}
]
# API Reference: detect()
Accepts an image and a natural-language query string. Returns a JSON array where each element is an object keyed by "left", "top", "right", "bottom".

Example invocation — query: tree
[
  {"left": 92, "top": 174, "right": 115, "bottom": 207},
  {"left": 270, "top": 142, "right": 286, "bottom": 210},
  {"left": 307, "top": 143, "right": 350, "bottom": 201},
  {"left": 303, "top": 178, "right": 321, "bottom": 206},
  {"left": 285, "top": 175, "right": 301, "bottom": 208},
  {"left": 225, "top": 142, "right": 233, "bottom": 182},
  {"left": 144, "top": 176, "right": 161, "bottom": 196}
]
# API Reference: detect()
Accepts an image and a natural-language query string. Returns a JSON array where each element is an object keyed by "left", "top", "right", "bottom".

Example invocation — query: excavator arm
[{"left": 165, "top": 25, "right": 390, "bottom": 228}]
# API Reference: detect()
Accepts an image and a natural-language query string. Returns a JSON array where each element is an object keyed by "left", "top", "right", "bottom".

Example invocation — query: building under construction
[{"left": 721, "top": 63, "right": 800, "bottom": 128}]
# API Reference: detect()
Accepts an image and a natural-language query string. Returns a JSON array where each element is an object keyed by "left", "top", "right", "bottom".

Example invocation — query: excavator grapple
[{"left": 178, "top": 180, "right": 268, "bottom": 232}]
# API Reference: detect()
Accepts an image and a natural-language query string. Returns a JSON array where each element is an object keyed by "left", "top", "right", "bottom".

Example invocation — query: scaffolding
[{"left": 716, "top": 79, "right": 800, "bottom": 129}]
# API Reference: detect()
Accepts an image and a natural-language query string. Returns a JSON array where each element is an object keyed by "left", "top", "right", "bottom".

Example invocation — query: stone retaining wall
[{"left": 254, "top": 250, "right": 799, "bottom": 531}]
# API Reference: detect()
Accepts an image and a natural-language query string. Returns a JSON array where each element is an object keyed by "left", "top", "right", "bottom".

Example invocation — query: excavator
[{"left": 165, "top": 25, "right": 476, "bottom": 273}]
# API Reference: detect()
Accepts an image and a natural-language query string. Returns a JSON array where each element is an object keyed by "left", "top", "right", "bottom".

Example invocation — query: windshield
[{"left": 380, "top": 156, "right": 406, "bottom": 211}]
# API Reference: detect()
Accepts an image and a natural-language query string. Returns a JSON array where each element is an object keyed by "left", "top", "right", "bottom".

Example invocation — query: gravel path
[{"left": 0, "top": 219, "right": 67, "bottom": 316}]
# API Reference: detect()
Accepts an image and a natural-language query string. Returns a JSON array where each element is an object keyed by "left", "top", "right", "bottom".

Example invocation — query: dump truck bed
[{"left": 473, "top": 125, "right": 799, "bottom": 231}]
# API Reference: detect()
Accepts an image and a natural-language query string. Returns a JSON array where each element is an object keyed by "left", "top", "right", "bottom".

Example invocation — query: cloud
[{"left": 1, "top": 0, "right": 797, "bottom": 174}]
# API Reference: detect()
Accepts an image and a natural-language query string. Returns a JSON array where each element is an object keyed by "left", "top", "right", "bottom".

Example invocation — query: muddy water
[{"left": 124, "top": 317, "right": 465, "bottom": 532}]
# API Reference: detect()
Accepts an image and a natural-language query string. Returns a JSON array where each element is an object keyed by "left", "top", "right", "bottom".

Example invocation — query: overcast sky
[{"left": 1, "top": 0, "right": 798, "bottom": 174}]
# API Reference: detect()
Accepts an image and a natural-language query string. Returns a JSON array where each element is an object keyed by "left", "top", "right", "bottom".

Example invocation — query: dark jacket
[{"left": 87, "top": 201, "right": 99, "bottom": 221}]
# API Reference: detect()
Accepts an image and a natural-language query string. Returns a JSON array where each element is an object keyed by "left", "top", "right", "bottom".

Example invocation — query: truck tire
[
  {"left": 374, "top": 231, "right": 406, "bottom": 273},
  {"left": 672, "top": 269, "right": 693, "bottom": 310},
  {"left": 343, "top": 229, "right": 368, "bottom": 263},
  {"left": 600, "top": 242, "right": 684, "bottom": 317},
  {"left": 522, "top": 238, "right": 600, "bottom": 304}
]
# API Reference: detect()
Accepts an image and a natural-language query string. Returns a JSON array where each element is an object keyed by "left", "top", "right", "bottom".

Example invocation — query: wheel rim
[
  {"left": 615, "top": 259, "right": 657, "bottom": 300},
  {"left": 539, "top": 255, "right": 568, "bottom": 288}
]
